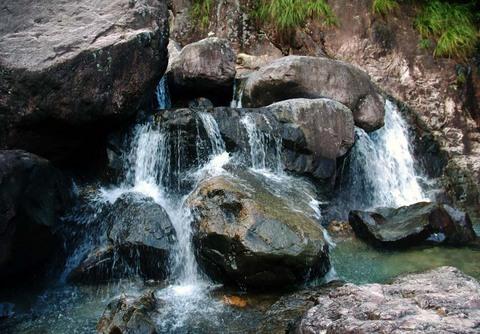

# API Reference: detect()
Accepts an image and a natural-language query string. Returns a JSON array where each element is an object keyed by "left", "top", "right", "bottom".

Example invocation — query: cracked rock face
[
  {"left": 298, "top": 266, "right": 480, "bottom": 334},
  {"left": 0, "top": 0, "right": 169, "bottom": 163}
]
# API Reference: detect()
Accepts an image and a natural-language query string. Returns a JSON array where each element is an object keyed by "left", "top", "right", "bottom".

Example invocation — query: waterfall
[
  {"left": 339, "top": 100, "right": 428, "bottom": 211},
  {"left": 240, "top": 113, "right": 283, "bottom": 173},
  {"left": 198, "top": 112, "right": 226, "bottom": 155},
  {"left": 230, "top": 79, "right": 244, "bottom": 108},
  {"left": 155, "top": 75, "right": 171, "bottom": 109}
]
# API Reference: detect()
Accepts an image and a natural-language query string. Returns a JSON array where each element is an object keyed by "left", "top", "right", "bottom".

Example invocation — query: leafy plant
[
  {"left": 252, "top": 0, "right": 337, "bottom": 34},
  {"left": 415, "top": 1, "right": 479, "bottom": 59},
  {"left": 191, "top": 0, "right": 213, "bottom": 29},
  {"left": 372, "top": 0, "right": 399, "bottom": 16}
]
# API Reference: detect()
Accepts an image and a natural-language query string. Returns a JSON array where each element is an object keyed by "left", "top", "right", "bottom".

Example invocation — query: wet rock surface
[
  {"left": 168, "top": 37, "right": 236, "bottom": 105},
  {"left": 267, "top": 98, "right": 355, "bottom": 182},
  {"left": 187, "top": 170, "right": 330, "bottom": 290},
  {"left": 97, "top": 290, "right": 159, "bottom": 334},
  {"left": 157, "top": 101, "right": 355, "bottom": 185},
  {"left": 0, "top": 150, "right": 69, "bottom": 285},
  {"left": 241, "top": 56, "right": 385, "bottom": 132},
  {"left": 349, "top": 202, "right": 477, "bottom": 248},
  {"left": 255, "top": 283, "right": 343, "bottom": 334},
  {"left": 68, "top": 193, "right": 176, "bottom": 282},
  {"left": 0, "top": 0, "right": 169, "bottom": 164},
  {"left": 298, "top": 266, "right": 480, "bottom": 334}
]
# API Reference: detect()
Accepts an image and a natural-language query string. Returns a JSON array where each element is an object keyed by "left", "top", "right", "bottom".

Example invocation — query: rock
[
  {"left": 168, "top": 37, "right": 236, "bottom": 105},
  {"left": 348, "top": 202, "right": 477, "bottom": 248},
  {"left": 158, "top": 100, "right": 354, "bottom": 185},
  {"left": 241, "top": 56, "right": 385, "bottom": 131},
  {"left": 68, "top": 193, "right": 176, "bottom": 282},
  {"left": 211, "top": 98, "right": 355, "bottom": 184},
  {"left": 187, "top": 170, "right": 330, "bottom": 290},
  {"left": 327, "top": 220, "right": 354, "bottom": 240},
  {"left": 223, "top": 295, "right": 248, "bottom": 308},
  {"left": 97, "top": 291, "right": 159, "bottom": 334},
  {"left": 0, "top": 0, "right": 169, "bottom": 164},
  {"left": 0, "top": 303, "right": 15, "bottom": 319},
  {"left": 0, "top": 150, "right": 69, "bottom": 285},
  {"left": 298, "top": 266, "right": 480, "bottom": 334},
  {"left": 267, "top": 98, "right": 355, "bottom": 182},
  {"left": 255, "top": 283, "right": 343, "bottom": 334}
]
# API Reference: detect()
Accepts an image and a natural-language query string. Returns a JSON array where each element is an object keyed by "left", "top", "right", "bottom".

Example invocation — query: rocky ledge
[
  {"left": 0, "top": 150, "right": 70, "bottom": 285},
  {"left": 0, "top": 0, "right": 169, "bottom": 164},
  {"left": 349, "top": 202, "right": 477, "bottom": 248},
  {"left": 298, "top": 266, "right": 480, "bottom": 334}
]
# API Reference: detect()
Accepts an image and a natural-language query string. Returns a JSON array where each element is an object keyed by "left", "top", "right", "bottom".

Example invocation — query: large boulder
[
  {"left": 97, "top": 291, "right": 159, "bottom": 334},
  {"left": 349, "top": 202, "right": 477, "bottom": 248},
  {"left": 298, "top": 267, "right": 480, "bottom": 334},
  {"left": 187, "top": 169, "right": 330, "bottom": 290},
  {"left": 168, "top": 37, "right": 236, "bottom": 105},
  {"left": 68, "top": 192, "right": 176, "bottom": 282},
  {"left": 241, "top": 56, "right": 385, "bottom": 131},
  {"left": 211, "top": 98, "right": 355, "bottom": 184},
  {"left": 0, "top": 150, "right": 69, "bottom": 284},
  {"left": 267, "top": 98, "right": 355, "bottom": 182},
  {"left": 0, "top": 0, "right": 169, "bottom": 164}
]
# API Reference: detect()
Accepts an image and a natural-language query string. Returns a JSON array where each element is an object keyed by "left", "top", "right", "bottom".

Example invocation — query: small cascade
[
  {"left": 338, "top": 100, "right": 429, "bottom": 212},
  {"left": 198, "top": 112, "right": 226, "bottom": 155},
  {"left": 155, "top": 75, "right": 171, "bottom": 109},
  {"left": 230, "top": 79, "right": 244, "bottom": 108},
  {"left": 240, "top": 113, "right": 283, "bottom": 173}
]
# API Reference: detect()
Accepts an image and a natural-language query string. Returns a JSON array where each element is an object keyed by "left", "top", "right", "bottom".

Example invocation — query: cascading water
[
  {"left": 337, "top": 100, "right": 429, "bottom": 213},
  {"left": 230, "top": 79, "right": 244, "bottom": 108},
  {"left": 241, "top": 113, "right": 283, "bottom": 173},
  {"left": 155, "top": 75, "right": 171, "bottom": 109}
]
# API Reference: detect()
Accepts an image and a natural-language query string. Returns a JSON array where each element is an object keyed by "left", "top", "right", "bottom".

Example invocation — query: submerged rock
[
  {"left": 0, "top": 0, "right": 169, "bottom": 163},
  {"left": 241, "top": 56, "right": 385, "bottom": 131},
  {"left": 349, "top": 202, "right": 477, "bottom": 248},
  {"left": 69, "top": 193, "right": 176, "bottom": 282},
  {"left": 187, "top": 170, "right": 330, "bottom": 290},
  {"left": 298, "top": 266, "right": 480, "bottom": 334},
  {"left": 0, "top": 150, "right": 69, "bottom": 285},
  {"left": 97, "top": 291, "right": 159, "bottom": 334},
  {"left": 168, "top": 37, "right": 236, "bottom": 105}
]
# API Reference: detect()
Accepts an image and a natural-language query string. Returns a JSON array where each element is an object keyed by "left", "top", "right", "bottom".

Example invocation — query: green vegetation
[
  {"left": 191, "top": 0, "right": 213, "bottom": 29},
  {"left": 415, "top": 1, "right": 478, "bottom": 59},
  {"left": 252, "top": 0, "right": 337, "bottom": 34},
  {"left": 372, "top": 0, "right": 399, "bottom": 16}
]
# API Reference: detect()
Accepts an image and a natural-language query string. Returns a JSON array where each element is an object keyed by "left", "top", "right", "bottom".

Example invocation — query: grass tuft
[
  {"left": 415, "top": 1, "right": 478, "bottom": 59},
  {"left": 372, "top": 0, "right": 399, "bottom": 16},
  {"left": 191, "top": 0, "right": 213, "bottom": 30},
  {"left": 252, "top": 0, "right": 337, "bottom": 34}
]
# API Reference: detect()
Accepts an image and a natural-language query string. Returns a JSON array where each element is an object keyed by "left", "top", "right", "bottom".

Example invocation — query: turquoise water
[{"left": 331, "top": 234, "right": 480, "bottom": 284}]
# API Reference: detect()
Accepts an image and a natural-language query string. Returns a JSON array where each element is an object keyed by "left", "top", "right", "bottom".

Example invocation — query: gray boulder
[
  {"left": 0, "top": 0, "right": 169, "bottom": 163},
  {"left": 187, "top": 170, "right": 330, "bottom": 290},
  {"left": 241, "top": 56, "right": 385, "bottom": 131},
  {"left": 211, "top": 98, "right": 355, "bottom": 184},
  {"left": 349, "top": 202, "right": 477, "bottom": 248},
  {"left": 168, "top": 37, "right": 236, "bottom": 105},
  {"left": 298, "top": 267, "right": 480, "bottom": 334},
  {"left": 68, "top": 193, "right": 176, "bottom": 282},
  {"left": 97, "top": 291, "right": 159, "bottom": 334},
  {"left": 267, "top": 98, "right": 355, "bottom": 181},
  {"left": 0, "top": 150, "right": 69, "bottom": 284}
]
